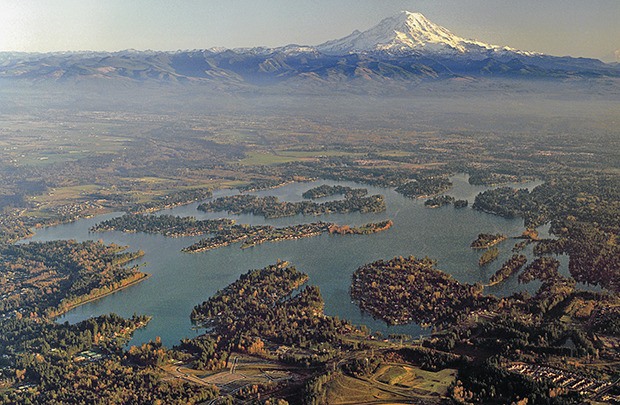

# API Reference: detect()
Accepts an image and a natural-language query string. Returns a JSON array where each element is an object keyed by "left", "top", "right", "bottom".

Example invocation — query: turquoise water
[{"left": 27, "top": 174, "right": 547, "bottom": 347}]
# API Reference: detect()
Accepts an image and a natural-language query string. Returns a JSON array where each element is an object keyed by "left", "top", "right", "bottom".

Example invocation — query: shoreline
[{"left": 50, "top": 272, "right": 151, "bottom": 319}]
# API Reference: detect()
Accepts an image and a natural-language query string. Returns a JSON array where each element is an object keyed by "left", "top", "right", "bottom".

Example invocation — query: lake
[{"left": 26, "top": 174, "right": 550, "bottom": 347}]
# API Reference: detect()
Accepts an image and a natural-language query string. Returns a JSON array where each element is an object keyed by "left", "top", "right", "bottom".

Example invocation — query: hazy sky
[{"left": 1, "top": 0, "right": 618, "bottom": 62}]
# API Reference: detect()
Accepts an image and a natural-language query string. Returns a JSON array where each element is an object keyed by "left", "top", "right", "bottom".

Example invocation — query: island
[
  {"left": 478, "top": 246, "right": 500, "bottom": 266},
  {"left": 90, "top": 214, "right": 235, "bottom": 237},
  {"left": 328, "top": 219, "right": 393, "bottom": 235},
  {"left": 487, "top": 254, "right": 527, "bottom": 286},
  {"left": 350, "top": 256, "right": 488, "bottom": 326},
  {"left": 395, "top": 176, "right": 453, "bottom": 198},
  {"left": 90, "top": 213, "right": 393, "bottom": 254},
  {"left": 424, "top": 195, "right": 455, "bottom": 208},
  {"left": 302, "top": 184, "right": 368, "bottom": 199},
  {"left": 453, "top": 199, "right": 468, "bottom": 208},
  {"left": 470, "top": 233, "right": 507, "bottom": 249},
  {"left": 182, "top": 220, "right": 393, "bottom": 253},
  {"left": 197, "top": 193, "right": 386, "bottom": 218}
]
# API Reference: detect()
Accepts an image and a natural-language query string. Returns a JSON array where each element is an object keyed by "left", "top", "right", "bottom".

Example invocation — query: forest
[
  {"left": 0, "top": 243, "right": 218, "bottom": 405},
  {"left": 190, "top": 262, "right": 352, "bottom": 348},
  {"left": 0, "top": 240, "right": 146, "bottom": 319},
  {"left": 187, "top": 262, "right": 355, "bottom": 372},
  {"left": 0, "top": 314, "right": 218, "bottom": 404},
  {"left": 473, "top": 176, "right": 620, "bottom": 293}
]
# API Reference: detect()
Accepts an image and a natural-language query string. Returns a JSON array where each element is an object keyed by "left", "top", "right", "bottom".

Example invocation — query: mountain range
[{"left": 1, "top": 11, "right": 617, "bottom": 87}]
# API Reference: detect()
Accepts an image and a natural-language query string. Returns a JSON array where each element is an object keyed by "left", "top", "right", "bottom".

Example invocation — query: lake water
[{"left": 26, "top": 174, "right": 551, "bottom": 347}]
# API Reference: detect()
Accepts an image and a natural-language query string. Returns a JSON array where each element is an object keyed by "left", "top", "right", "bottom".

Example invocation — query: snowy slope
[{"left": 317, "top": 11, "right": 530, "bottom": 57}]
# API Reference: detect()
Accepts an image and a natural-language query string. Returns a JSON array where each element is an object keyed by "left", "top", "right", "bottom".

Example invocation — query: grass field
[
  {"left": 238, "top": 150, "right": 362, "bottom": 166},
  {"left": 399, "top": 366, "right": 456, "bottom": 394},
  {"left": 325, "top": 373, "right": 408, "bottom": 404},
  {"left": 238, "top": 152, "right": 310, "bottom": 166},
  {"left": 32, "top": 184, "right": 101, "bottom": 205},
  {"left": 0, "top": 122, "right": 131, "bottom": 167},
  {"left": 376, "top": 365, "right": 410, "bottom": 385},
  {"left": 324, "top": 362, "right": 456, "bottom": 404},
  {"left": 376, "top": 150, "right": 414, "bottom": 157},
  {"left": 373, "top": 364, "right": 455, "bottom": 393}
]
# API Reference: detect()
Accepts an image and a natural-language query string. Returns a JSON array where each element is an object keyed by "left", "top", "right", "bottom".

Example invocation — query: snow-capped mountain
[
  {"left": 0, "top": 11, "right": 617, "bottom": 87},
  {"left": 317, "top": 11, "right": 527, "bottom": 57}
]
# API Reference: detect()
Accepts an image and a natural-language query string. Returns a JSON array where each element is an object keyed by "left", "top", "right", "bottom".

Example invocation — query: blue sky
[{"left": 1, "top": 0, "right": 618, "bottom": 61}]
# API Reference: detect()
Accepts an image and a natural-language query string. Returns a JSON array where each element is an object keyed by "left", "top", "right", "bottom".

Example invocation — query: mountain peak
[
  {"left": 317, "top": 10, "right": 508, "bottom": 56},
  {"left": 398, "top": 10, "right": 430, "bottom": 23}
]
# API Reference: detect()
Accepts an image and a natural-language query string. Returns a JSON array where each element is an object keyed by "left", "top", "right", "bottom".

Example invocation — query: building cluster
[
  {"left": 508, "top": 362, "right": 616, "bottom": 401},
  {"left": 74, "top": 350, "right": 105, "bottom": 363}
]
